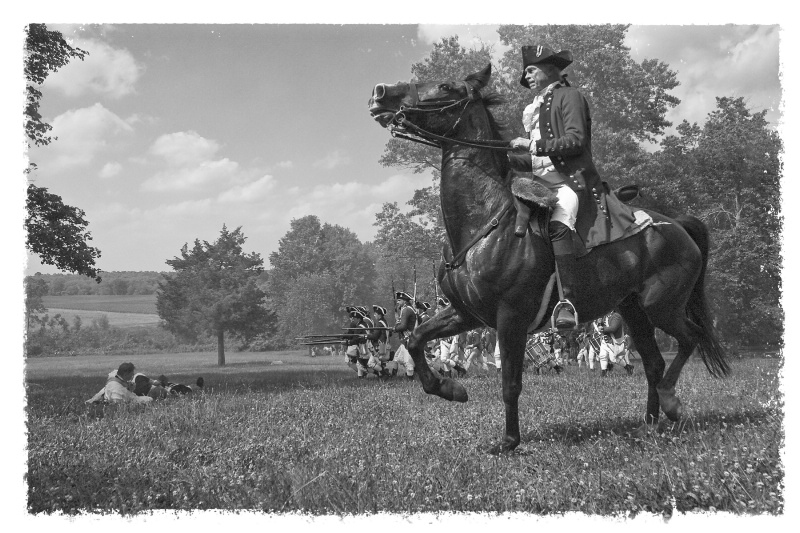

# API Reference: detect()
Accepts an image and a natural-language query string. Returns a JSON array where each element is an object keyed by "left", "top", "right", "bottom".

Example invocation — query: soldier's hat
[
  {"left": 395, "top": 291, "right": 412, "bottom": 302},
  {"left": 437, "top": 297, "right": 450, "bottom": 307},
  {"left": 520, "top": 45, "right": 573, "bottom": 88},
  {"left": 415, "top": 300, "right": 427, "bottom": 311},
  {"left": 422, "top": 302, "right": 431, "bottom": 310},
  {"left": 345, "top": 305, "right": 355, "bottom": 313},
  {"left": 349, "top": 309, "right": 363, "bottom": 319},
  {"left": 373, "top": 305, "right": 387, "bottom": 316},
  {"left": 357, "top": 306, "right": 368, "bottom": 315}
]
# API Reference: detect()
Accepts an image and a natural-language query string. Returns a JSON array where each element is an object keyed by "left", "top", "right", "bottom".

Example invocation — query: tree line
[{"left": 25, "top": 24, "right": 782, "bottom": 362}]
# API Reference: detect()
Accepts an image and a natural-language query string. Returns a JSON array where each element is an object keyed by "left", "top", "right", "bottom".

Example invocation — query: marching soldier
[
  {"left": 344, "top": 308, "right": 368, "bottom": 377},
  {"left": 367, "top": 305, "right": 392, "bottom": 378},
  {"left": 393, "top": 291, "right": 418, "bottom": 380}
]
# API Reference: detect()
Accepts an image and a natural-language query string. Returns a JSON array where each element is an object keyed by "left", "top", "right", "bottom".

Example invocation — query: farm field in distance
[
  {"left": 25, "top": 349, "right": 784, "bottom": 517},
  {"left": 39, "top": 295, "right": 160, "bottom": 328}
]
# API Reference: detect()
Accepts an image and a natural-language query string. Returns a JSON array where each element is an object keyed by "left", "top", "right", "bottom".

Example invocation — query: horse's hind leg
[
  {"left": 653, "top": 317, "right": 704, "bottom": 422},
  {"left": 617, "top": 295, "right": 665, "bottom": 430}
]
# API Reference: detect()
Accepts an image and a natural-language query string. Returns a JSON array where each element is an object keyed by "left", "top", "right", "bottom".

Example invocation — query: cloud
[
  {"left": 218, "top": 175, "right": 276, "bottom": 203},
  {"left": 42, "top": 103, "right": 133, "bottom": 168},
  {"left": 99, "top": 162, "right": 122, "bottom": 178},
  {"left": 284, "top": 173, "right": 432, "bottom": 242},
  {"left": 625, "top": 25, "right": 781, "bottom": 132},
  {"left": 43, "top": 37, "right": 142, "bottom": 99},
  {"left": 142, "top": 131, "right": 243, "bottom": 192},
  {"left": 312, "top": 150, "right": 351, "bottom": 169},
  {"left": 275, "top": 160, "right": 294, "bottom": 169}
]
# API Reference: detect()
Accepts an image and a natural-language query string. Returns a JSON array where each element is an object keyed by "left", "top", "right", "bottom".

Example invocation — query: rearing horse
[{"left": 368, "top": 64, "right": 728, "bottom": 453}]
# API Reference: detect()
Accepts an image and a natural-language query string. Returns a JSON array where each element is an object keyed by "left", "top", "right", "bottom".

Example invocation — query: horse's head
[{"left": 368, "top": 64, "right": 492, "bottom": 132}]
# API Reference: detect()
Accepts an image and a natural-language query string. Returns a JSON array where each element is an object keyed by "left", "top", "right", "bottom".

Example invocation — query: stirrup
[{"left": 551, "top": 299, "right": 578, "bottom": 331}]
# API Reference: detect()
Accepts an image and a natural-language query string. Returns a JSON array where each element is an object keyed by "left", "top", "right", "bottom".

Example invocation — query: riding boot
[
  {"left": 551, "top": 222, "right": 579, "bottom": 329},
  {"left": 513, "top": 197, "right": 532, "bottom": 237}
]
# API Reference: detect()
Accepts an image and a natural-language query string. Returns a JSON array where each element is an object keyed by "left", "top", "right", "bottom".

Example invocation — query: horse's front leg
[
  {"left": 406, "top": 306, "right": 476, "bottom": 402},
  {"left": 490, "top": 306, "right": 530, "bottom": 454}
]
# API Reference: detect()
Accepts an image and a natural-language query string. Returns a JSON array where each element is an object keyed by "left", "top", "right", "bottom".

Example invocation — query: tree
[
  {"left": 25, "top": 275, "right": 49, "bottom": 335},
  {"left": 24, "top": 24, "right": 101, "bottom": 281},
  {"left": 156, "top": 225, "right": 277, "bottom": 366},
  {"left": 267, "top": 215, "right": 378, "bottom": 343},
  {"left": 25, "top": 184, "right": 102, "bottom": 280}
]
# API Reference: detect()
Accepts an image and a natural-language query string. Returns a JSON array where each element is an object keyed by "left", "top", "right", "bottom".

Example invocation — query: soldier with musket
[
  {"left": 393, "top": 291, "right": 417, "bottom": 380},
  {"left": 366, "top": 305, "right": 392, "bottom": 378},
  {"left": 344, "top": 307, "right": 368, "bottom": 377}
]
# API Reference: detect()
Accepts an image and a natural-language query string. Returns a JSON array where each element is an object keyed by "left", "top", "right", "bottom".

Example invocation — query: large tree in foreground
[
  {"left": 157, "top": 226, "right": 277, "bottom": 366},
  {"left": 24, "top": 24, "right": 101, "bottom": 281}
]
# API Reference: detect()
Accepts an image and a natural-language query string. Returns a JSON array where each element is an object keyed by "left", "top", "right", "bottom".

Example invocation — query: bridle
[{"left": 381, "top": 81, "right": 514, "bottom": 152}]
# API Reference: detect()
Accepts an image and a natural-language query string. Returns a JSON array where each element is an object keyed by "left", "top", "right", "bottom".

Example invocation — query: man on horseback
[{"left": 509, "top": 45, "right": 643, "bottom": 330}]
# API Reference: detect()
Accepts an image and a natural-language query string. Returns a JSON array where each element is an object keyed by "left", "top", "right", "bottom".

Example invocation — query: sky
[{"left": 15, "top": 19, "right": 784, "bottom": 275}]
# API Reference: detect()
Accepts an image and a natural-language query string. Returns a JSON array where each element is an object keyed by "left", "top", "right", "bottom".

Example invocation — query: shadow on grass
[{"left": 517, "top": 408, "right": 779, "bottom": 449}]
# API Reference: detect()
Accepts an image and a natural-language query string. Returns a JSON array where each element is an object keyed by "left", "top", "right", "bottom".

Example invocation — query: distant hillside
[{"left": 28, "top": 272, "right": 168, "bottom": 296}]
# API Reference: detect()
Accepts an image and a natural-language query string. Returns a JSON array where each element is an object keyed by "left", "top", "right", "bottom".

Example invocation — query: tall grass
[{"left": 26, "top": 356, "right": 783, "bottom": 516}]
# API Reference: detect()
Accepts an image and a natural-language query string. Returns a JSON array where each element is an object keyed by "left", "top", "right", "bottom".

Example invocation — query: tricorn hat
[
  {"left": 437, "top": 297, "right": 450, "bottom": 307},
  {"left": 395, "top": 291, "right": 412, "bottom": 302},
  {"left": 520, "top": 45, "right": 573, "bottom": 88},
  {"left": 349, "top": 309, "right": 363, "bottom": 319},
  {"left": 373, "top": 305, "right": 387, "bottom": 316},
  {"left": 415, "top": 300, "right": 427, "bottom": 311}
]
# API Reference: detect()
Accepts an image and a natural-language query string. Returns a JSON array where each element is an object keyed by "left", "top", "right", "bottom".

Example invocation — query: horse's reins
[{"left": 388, "top": 82, "right": 515, "bottom": 152}]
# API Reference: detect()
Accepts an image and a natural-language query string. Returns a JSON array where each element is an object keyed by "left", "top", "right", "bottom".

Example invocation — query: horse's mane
[{"left": 470, "top": 87, "right": 512, "bottom": 183}]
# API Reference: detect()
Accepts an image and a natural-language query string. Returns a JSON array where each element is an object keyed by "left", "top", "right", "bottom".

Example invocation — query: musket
[
  {"left": 341, "top": 327, "right": 392, "bottom": 331},
  {"left": 300, "top": 340, "right": 348, "bottom": 346},
  {"left": 432, "top": 260, "right": 438, "bottom": 302},
  {"left": 412, "top": 265, "right": 417, "bottom": 304},
  {"left": 296, "top": 334, "right": 365, "bottom": 339}
]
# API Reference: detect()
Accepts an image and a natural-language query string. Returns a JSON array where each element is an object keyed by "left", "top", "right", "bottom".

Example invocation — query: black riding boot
[{"left": 550, "top": 222, "right": 579, "bottom": 329}]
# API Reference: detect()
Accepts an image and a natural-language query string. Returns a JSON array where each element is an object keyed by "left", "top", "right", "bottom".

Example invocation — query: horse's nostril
[{"left": 374, "top": 83, "right": 386, "bottom": 100}]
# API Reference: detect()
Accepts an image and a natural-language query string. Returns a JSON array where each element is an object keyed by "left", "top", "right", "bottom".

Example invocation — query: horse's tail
[{"left": 675, "top": 214, "right": 730, "bottom": 377}]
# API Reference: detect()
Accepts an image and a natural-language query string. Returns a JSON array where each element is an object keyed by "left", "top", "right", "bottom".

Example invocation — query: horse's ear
[{"left": 465, "top": 63, "right": 492, "bottom": 90}]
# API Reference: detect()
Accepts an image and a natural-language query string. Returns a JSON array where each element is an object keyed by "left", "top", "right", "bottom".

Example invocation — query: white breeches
[
  {"left": 547, "top": 180, "right": 579, "bottom": 230},
  {"left": 599, "top": 339, "right": 625, "bottom": 370},
  {"left": 395, "top": 344, "right": 414, "bottom": 376}
]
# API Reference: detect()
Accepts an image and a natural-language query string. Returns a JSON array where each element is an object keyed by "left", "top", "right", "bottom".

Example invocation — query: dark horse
[{"left": 367, "top": 64, "right": 729, "bottom": 453}]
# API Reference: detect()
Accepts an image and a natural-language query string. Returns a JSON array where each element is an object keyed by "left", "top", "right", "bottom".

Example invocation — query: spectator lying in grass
[
  {"left": 86, "top": 362, "right": 152, "bottom": 404},
  {"left": 86, "top": 364, "right": 205, "bottom": 404}
]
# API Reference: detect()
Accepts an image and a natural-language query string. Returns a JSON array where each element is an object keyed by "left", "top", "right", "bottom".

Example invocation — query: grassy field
[
  {"left": 43, "top": 295, "right": 158, "bottom": 314},
  {"left": 39, "top": 295, "right": 160, "bottom": 328},
  {"left": 25, "top": 351, "right": 783, "bottom": 517}
]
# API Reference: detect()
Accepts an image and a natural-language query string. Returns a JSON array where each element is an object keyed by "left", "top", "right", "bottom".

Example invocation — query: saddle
[{"left": 509, "top": 173, "right": 640, "bottom": 238}]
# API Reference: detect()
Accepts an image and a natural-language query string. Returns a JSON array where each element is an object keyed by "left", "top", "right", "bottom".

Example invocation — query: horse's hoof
[
  {"left": 439, "top": 378, "right": 468, "bottom": 403},
  {"left": 626, "top": 423, "right": 653, "bottom": 440},
  {"left": 484, "top": 436, "right": 520, "bottom": 455},
  {"left": 658, "top": 387, "right": 683, "bottom": 422}
]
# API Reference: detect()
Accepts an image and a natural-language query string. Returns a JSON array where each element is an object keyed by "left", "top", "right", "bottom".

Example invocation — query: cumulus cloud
[
  {"left": 43, "top": 37, "right": 142, "bottom": 99},
  {"left": 218, "top": 175, "right": 276, "bottom": 203},
  {"left": 142, "top": 131, "right": 243, "bottom": 192},
  {"left": 44, "top": 103, "right": 134, "bottom": 168},
  {"left": 284, "top": 173, "right": 432, "bottom": 241},
  {"left": 99, "top": 162, "right": 122, "bottom": 178},
  {"left": 625, "top": 25, "right": 781, "bottom": 131},
  {"left": 312, "top": 150, "right": 351, "bottom": 169},
  {"left": 275, "top": 160, "right": 294, "bottom": 169}
]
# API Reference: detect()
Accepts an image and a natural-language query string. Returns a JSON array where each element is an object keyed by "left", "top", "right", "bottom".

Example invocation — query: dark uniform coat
[{"left": 519, "top": 84, "right": 644, "bottom": 255}]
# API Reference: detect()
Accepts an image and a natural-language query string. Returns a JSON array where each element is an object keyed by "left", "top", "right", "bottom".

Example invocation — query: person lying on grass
[
  {"left": 86, "top": 362, "right": 153, "bottom": 404},
  {"left": 86, "top": 364, "right": 204, "bottom": 404}
]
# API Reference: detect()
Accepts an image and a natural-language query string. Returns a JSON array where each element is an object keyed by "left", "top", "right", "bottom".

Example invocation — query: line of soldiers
[{"left": 336, "top": 295, "right": 635, "bottom": 380}]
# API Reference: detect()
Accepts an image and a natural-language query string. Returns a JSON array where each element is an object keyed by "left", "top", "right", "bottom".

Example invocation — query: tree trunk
[{"left": 217, "top": 329, "right": 226, "bottom": 366}]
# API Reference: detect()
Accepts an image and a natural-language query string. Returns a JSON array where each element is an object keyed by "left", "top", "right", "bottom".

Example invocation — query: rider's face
[{"left": 524, "top": 65, "right": 553, "bottom": 92}]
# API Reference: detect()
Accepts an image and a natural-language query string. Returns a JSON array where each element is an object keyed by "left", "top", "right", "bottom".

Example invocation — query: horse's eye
[{"left": 438, "top": 83, "right": 451, "bottom": 91}]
